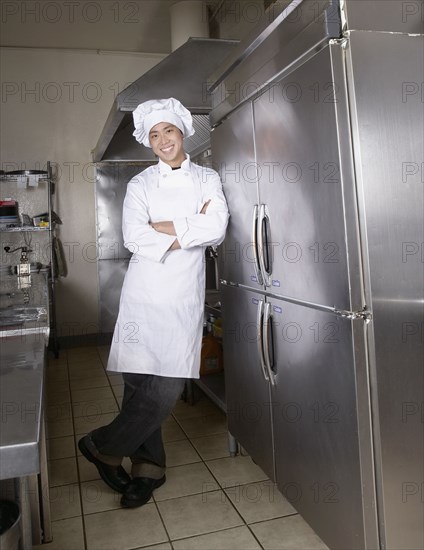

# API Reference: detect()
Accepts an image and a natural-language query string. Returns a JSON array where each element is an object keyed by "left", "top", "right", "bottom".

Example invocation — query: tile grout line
[
  {"left": 151, "top": 497, "right": 175, "bottom": 550},
  {"left": 171, "top": 408, "right": 254, "bottom": 544},
  {"left": 169, "top": 523, "right": 265, "bottom": 548},
  {"left": 69, "top": 348, "right": 108, "bottom": 550},
  {"left": 46, "top": 348, "right": 88, "bottom": 548}
]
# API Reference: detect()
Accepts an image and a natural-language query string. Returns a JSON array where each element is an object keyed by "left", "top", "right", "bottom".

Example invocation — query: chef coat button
[
  {"left": 162, "top": 174, "right": 167, "bottom": 178},
  {"left": 184, "top": 173, "right": 189, "bottom": 176}
]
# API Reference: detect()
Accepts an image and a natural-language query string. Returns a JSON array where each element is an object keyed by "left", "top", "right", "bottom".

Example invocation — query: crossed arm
[{"left": 149, "top": 200, "right": 210, "bottom": 251}]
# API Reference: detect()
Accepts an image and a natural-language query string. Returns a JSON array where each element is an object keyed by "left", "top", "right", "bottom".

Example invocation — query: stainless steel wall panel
[
  {"left": 98, "top": 259, "right": 129, "bottom": 334},
  {"left": 341, "top": 0, "right": 424, "bottom": 34},
  {"left": 96, "top": 163, "right": 150, "bottom": 261},
  {"left": 96, "top": 162, "right": 152, "bottom": 333},
  {"left": 253, "top": 45, "right": 353, "bottom": 310},
  {"left": 346, "top": 31, "right": 424, "bottom": 549}
]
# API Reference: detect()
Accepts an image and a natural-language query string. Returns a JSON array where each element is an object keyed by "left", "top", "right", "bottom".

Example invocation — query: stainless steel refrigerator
[{"left": 209, "top": 1, "right": 423, "bottom": 548}]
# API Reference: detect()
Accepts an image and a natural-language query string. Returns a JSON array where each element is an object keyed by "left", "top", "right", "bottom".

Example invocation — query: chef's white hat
[{"left": 132, "top": 97, "right": 195, "bottom": 147}]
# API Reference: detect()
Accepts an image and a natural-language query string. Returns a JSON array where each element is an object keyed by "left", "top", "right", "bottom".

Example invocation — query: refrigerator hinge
[
  {"left": 335, "top": 306, "right": 373, "bottom": 323},
  {"left": 329, "top": 36, "right": 349, "bottom": 49}
]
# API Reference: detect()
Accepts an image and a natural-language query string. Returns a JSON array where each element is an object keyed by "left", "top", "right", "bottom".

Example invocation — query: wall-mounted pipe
[{"left": 170, "top": 1, "right": 210, "bottom": 51}]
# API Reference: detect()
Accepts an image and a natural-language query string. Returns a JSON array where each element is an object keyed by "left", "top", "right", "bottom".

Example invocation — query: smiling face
[{"left": 149, "top": 122, "right": 186, "bottom": 168}]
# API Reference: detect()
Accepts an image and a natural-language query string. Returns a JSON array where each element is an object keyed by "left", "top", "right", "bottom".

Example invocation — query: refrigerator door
[
  {"left": 268, "top": 297, "right": 373, "bottom": 549},
  {"left": 211, "top": 102, "right": 264, "bottom": 288},
  {"left": 253, "top": 45, "right": 353, "bottom": 309},
  {"left": 346, "top": 31, "right": 424, "bottom": 550},
  {"left": 222, "top": 284, "right": 275, "bottom": 480}
]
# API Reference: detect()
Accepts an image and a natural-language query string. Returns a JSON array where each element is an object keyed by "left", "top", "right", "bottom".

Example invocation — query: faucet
[{"left": 4, "top": 246, "right": 32, "bottom": 256}]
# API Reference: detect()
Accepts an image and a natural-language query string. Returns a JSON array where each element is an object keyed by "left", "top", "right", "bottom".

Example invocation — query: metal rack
[
  {"left": 184, "top": 291, "right": 225, "bottom": 402},
  {"left": 0, "top": 162, "right": 59, "bottom": 356},
  {"left": 196, "top": 289, "right": 226, "bottom": 410},
  {"left": 185, "top": 287, "right": 238, "bottom": 456}
]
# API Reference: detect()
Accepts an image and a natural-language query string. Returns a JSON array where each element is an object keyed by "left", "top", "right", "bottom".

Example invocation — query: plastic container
[
  {"left": 0, "top": 500, "right": 21, "bottom": 550},
  {"left": 200, "top": 333, "right": 223, "bottom": 375}
]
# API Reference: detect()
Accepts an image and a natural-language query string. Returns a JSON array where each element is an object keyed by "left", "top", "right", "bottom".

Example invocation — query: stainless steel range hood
[{"left": 92, "top": 38, "right": 239, "bottom": 162}]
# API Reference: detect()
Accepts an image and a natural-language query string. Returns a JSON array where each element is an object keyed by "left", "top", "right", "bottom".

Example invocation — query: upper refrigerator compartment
[
  {"left": 211, "top": 102, "right": 264, "bottom": 290},
  {"left": 253, "top": 44, "right": 356, "bottom": 311}
]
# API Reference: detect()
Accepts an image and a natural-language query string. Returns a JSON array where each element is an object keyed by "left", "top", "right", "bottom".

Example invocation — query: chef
[{"left": 78, "top": 98, "right": 229, "bottom": 508}]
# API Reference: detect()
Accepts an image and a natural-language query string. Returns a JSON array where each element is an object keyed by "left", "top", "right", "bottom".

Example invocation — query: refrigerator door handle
[
  {"left": 252, "top": 205, "right": 264, "bottom": 285},
  {"left": 256, "top": 299, "right": 270, "bottom": 382},
  {"left": 257, "top": 204, "right": 272, "bottom": 287},
  {"left": 263, "top": 301, "right": 276, "bottom": 386}
]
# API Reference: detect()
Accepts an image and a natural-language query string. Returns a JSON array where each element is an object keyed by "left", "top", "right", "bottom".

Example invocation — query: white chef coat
[{"left": 107, "top": 155, "right": 229, "bottom": 379}]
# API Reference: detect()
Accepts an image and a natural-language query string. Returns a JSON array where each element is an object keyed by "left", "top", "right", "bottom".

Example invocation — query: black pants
[{"left": 90, "top": 373, "right": 185, "bottom": 479}]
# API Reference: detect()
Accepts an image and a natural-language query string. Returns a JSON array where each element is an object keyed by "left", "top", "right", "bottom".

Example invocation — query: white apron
[{"left": 107, "top": 157, "right": 228, "bottom": 379}]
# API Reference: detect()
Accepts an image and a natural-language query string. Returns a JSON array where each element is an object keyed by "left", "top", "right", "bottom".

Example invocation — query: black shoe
[
  {"left": 78, "top": 436, "right": 130, "bottom": 494},
  {"left": 121, "top": 475, "right": 166, "bottom": 508}
]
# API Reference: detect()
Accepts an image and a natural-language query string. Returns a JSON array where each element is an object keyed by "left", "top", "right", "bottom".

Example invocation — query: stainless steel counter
[
  {"left": 0, "top": 334, "right": 45, "bottom": 480},
  {"left": 0, "top": 272, "right": 52, "bottom": 547}
]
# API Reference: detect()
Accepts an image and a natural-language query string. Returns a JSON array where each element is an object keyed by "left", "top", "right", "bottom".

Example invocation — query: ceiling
[{"left": 0, "top": 0, "right": 235, "bottom": 54}]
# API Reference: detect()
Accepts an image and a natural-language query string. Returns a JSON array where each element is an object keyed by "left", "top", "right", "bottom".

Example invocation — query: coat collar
[{"left": 158, "top": 154, "right": 191, "bottom": 174}]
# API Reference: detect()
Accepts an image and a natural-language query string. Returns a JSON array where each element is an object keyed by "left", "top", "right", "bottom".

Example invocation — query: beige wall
[{"left": 0, "top": 47, "right": 165, "bottom": 338}]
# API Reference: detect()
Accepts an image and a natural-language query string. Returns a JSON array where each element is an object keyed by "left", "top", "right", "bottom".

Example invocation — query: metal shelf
[
  {"left": 0, "top": 226, "right": 49, "bottom": 233},
  {"left": 205, "top": 289, "right": 222, "bottom": 318},
  {"left": 0, "top": 170, "right": 49, "bottom": 184},
  {"left": 205, "top": 304, "right": 222, "bottom": 317},
  {"left": 198, "top": 289, "right": 225, "bottom": 410},
  {"left": 0, "top": 178, "right": 49, "bottom": 184},
  {"left": 193, "top": 371, "right": 226, "bottom": 412},
  {"left": 0, "top": 162, "right": 59, "bottom": 357}
]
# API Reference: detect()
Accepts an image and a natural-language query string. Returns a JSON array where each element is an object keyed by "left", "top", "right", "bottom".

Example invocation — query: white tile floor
[{"left": 35, "top": 345, "right": 329, "bottom": 550}]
